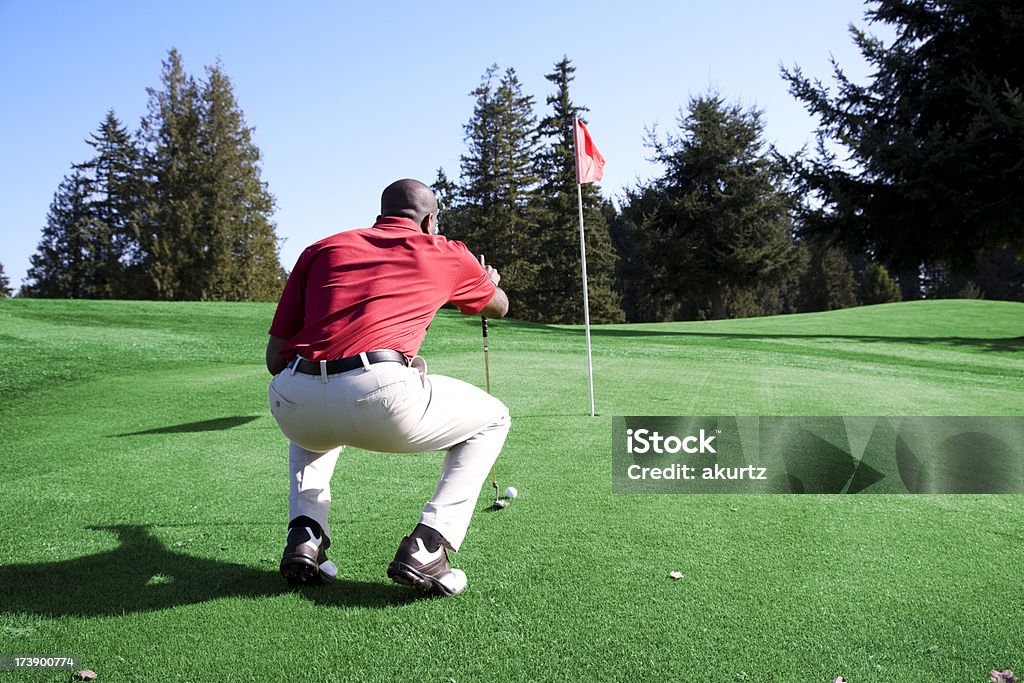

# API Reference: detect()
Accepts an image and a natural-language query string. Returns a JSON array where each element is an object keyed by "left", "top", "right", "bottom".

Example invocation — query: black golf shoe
[
  {"left": 386, "top": 530, "right": 467, "bottom": 597},
  {"left": 279, "top": 522, "right": 337, "bottom": 585}
]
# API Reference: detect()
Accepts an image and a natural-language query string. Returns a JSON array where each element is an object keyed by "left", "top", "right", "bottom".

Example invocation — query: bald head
[{"left": 379, "top": 179, "right": 439, "bottom": 233}]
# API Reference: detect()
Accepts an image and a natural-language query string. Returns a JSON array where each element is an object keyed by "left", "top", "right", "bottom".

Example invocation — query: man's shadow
[{"left": 0, "top": 525, "right": 418, "bottom": 617}]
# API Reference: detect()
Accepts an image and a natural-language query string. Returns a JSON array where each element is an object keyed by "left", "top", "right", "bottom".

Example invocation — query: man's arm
[
  {"left": 266, "top": 335, "right": 289, "bottom": 375},
  {"left": 479, "top": 286, "right": 509, "bottom": 319}
]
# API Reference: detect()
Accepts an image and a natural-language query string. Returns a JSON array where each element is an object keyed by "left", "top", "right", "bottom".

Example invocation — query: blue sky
[{"left": 0, "top": 1, "right": 889, "bottom": 290}]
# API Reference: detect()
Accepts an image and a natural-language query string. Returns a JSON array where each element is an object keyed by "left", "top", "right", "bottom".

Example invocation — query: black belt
[{"left": 289, "top": 350, "right": 408, "bottom": 375}]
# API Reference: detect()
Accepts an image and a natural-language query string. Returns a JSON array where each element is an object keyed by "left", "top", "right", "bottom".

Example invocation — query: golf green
[{"left": 0, "top": 298, "right": 1021, "bottom": 682}]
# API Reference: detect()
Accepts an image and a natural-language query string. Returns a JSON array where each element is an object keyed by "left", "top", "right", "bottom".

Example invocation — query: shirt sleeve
[
  {"left": 449, "top": 243, "right": 497, "bottom": 315},
  {"left": 268, "top": 250, "right": 308, "bottom": 340}
]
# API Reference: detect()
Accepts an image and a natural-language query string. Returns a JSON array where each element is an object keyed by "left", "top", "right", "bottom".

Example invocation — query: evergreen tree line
[
  {"left": 13, "top": 2, "right": 1022, "bottom": 317},
  {"left": 438, "top": 59, "right": 908, "bottom": 323},
  {"left": 437, "top": 59, "right": 624, "bottom": 323},
  {"left": 439, "top": 0, "right": 1023, "bottom": 322},
  {"left": 19, "top": 49, "right": 283, "bottom": 301}
]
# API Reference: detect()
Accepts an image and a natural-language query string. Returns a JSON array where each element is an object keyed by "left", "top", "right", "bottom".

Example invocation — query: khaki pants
[{"left": 268, "top": 354, "right": 510, "bottom": 551}]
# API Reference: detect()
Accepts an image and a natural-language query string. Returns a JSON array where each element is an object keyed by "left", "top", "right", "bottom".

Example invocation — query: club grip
[{"left": 481, "top": 316, "right": 489, "bottom": 337}]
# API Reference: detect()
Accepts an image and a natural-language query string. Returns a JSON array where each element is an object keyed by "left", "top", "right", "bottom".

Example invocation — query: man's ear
[{"left": 421, "top": 213, "right": 435, "bottom": 234}]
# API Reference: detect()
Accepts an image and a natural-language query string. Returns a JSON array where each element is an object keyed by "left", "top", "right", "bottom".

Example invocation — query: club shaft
[
  {"left": 479, "top": 253, "right": 498, "bottom": 493},
  {"left": 482, "top": 316, "right": 496, "bottom": 490},
  {"left": 482, "top": 318, "right": 491, "bottom": 394}
]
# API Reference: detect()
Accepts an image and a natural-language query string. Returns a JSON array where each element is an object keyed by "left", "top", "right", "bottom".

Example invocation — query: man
[{"left": 265, "top": 178, "right": 510, "bottom": 597}]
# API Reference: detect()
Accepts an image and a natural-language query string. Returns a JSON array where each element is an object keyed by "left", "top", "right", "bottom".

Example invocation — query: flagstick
[{"left": 576, "top": 181, "right": 596, "bottom": 417}]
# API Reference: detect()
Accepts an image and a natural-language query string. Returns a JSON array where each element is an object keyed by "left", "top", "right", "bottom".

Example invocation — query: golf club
[{"left": 480, "top": 254, "right": 509, "bottom": 510}]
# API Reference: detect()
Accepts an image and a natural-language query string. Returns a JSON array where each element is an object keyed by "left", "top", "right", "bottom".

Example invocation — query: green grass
[{"left": 0, "top": 298, "right": 1022, "bottom": 682}]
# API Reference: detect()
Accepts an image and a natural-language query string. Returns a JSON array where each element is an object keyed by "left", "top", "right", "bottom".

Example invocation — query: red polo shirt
[{"left": 269, "top": 216, "right": 495, "bottom": 361}]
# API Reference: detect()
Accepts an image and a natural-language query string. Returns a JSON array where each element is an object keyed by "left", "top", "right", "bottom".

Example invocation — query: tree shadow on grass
[
  {"left": 601, "top": 329, "right": 1024, "bottom": 353},
  {"left": 112, "top": 416, "right": 262, "bottom": 437},
  {"left": 492, "top": 314, "right": 1024, "bottom": 353},
  {"left": 584, "top": 327, "right": 1024, "bottom": 352},
  {"left": 0, "top": 525, "right": 419, "bottom": 617}
]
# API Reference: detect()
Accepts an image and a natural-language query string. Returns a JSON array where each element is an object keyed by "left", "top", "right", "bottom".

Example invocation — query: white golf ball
[{"left": 504, "top": 486, "right": 518, "bottom": 499}]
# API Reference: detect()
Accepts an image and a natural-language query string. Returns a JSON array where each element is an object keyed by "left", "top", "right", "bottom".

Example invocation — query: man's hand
[
  {"left": 479, "top": 264, "right": 508, "bottom": 319},
  {"left": 477, "top": 255, "right": 508, "bottom": 318},
  {"left": 483, "top": 264, "right": 500, "bottom": 287}
]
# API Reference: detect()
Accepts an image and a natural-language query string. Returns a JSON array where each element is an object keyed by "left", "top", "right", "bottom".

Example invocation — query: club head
[{"left": 491, "top": 499, "right": 510, "bottom": 510}]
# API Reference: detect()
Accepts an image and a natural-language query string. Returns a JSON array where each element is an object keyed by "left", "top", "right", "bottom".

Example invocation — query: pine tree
[
  {"left": 0, "top": 262, "right": 11, "bottom": 297},
  {"left": 860, "top": 261, "right": 902, "bottom": 305},
  {"left": 24, "top": 112, "right": 142, "bottom": 299},
  {"left": 531, "top": 57, "right": 623, "bottom": 323},
  {"left": 23, "top": 51, "right": 282, "bottom": 302},
  {"left": 24, "top": 171, "right": 96, "bottom": 298},
  {"left": 432, "top": 167, "right": 458, "bottom": 215},
  {"left": 137, "top": 50, "right": 283, "bottom": 301},
  {"left": 799, "top": 243, "right": 859, "bottom": 311},
  {"left": 196, "top": 62, "right": 282, "bottom": 301},
  {"left": 447, "top": 65, "right": 542, "bottom": 318},
  {"left": 782, "top": 0, "right": 1024, "bottom": 273},
  {"left": 612, "top": 185, "right": 680, "bottom": 321},
  {"left": 620, "top": 93, "right": 797, "bottom": 320},
  {"left": 74, "top": 110, "right": 144, "bottom": 298},
  {"left": 819, "top": 247, "right": 859, "bottom": 310},
  {"left": 138, "top": 49, "right": 205, "bottom": 300}
]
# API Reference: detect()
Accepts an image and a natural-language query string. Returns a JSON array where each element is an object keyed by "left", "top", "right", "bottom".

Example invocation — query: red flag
[{"left": 574, "top": 118, "right": 605, "bottom": 184}]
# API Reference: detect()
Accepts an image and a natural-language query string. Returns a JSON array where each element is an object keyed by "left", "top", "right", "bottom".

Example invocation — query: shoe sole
[
  {"left": 386, "top": 561, "right": 461, "bottom": 596},
  {"left": 318, "top": 559, "right": 338, "bottom": 582},
  {"left": 280, "top": 553, "right": 321, "bottom": 585}
]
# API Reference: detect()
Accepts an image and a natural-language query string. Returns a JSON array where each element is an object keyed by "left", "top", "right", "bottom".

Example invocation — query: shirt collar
[{"left": 372, "top": 216, "right": 422, "bottom": 232}]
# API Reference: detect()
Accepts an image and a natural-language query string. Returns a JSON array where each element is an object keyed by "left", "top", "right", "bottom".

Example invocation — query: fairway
[{"left": 1, "top": 298, "right": 1022, "bottom": 682}]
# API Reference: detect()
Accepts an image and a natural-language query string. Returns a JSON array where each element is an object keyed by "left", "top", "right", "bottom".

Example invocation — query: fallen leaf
[{"left": 668, "top": 571, "right": 683, "bottom": 580}]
